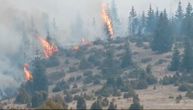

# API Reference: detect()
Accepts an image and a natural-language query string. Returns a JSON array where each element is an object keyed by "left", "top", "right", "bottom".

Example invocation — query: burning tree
[
  {"left": 30, "top": 57, "right": 48, "bottom": 93},
  {"left": 17, "top": 57, "right": 48, "bottom": 107},
  {"left": 24, "top": 64, "right": 33, "bottom": 81},
  {"left": 36, "top": 36, "right": 58, "bottom": 59},
  {"left": 101, "top": 3, "right": 114, "bottom": 40}
]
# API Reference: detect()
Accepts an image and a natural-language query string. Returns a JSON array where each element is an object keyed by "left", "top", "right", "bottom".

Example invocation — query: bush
[
  {"left": 68, "top": 66, "right": 77, "bottom": 73},
  {"left": 146, "top": 75, "right": 157, "bottom": 85},
  {"left": 83, "top": 76, "right": 93, "bottom": 84},
  {"left": 53, "top": 80, "right": 69, "bottom": 92},
  {"left": 131, "top": 80, "right": 148, "bottom": 90},
  {"left": 83, "top": 71, "right": 93, "bottom": 76},
  {"left": 64, "top": 93, "right": 73, "bottom": 103},
  {"left": 15, "top": 88, "right": 31, "bottom": 104},
  {"left": 95, "top": 87, "right": 112, "bottom": 97},
  {"left": 178, "top": 83, "right": 193, "bottom": 92},
  {"left": 68, "top": 77, "right": 75, "bottom": 83},
  {"left": 123, "top": 90, "right": 135, "bottom": 99},
  {"left": 40, "top": 99, "right": 63, "bottom": 109},
  {"left": 160, "top": 76, "right": 175, "bottom": 85},
  {"left": 141, "top": 57, "right": 152, "bottom": 63},
  {"left": 76, "top": 96, "right": 86, "bottom": 109},
  {"left": 45, "top": 56, "right": 60, "bottom": 68},
  {"left": 93, "top": 79, "right": 101, "bottom": 85},
  {"left": 79, "top": 57, "right": 91, "bottom": 70},
  {"left": 32, "top": 91, "right": 48, "bottom": 107},
  {"left": 102, "top": 98, "right": 109, "bottom": 107},
  {"left": 112, "top": 90, "right": 121, "bottom": 97},
  {"left": 175, "top": 95, "right": 182, "bottom": 103},
  {"left": 185, "top": 91, "right": 193, "bottom": 99}
]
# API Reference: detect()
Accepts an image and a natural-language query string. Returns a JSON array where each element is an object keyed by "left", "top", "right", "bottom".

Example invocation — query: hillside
[{"left": 1, "top": 37, "right": 193, "bottom": 109}]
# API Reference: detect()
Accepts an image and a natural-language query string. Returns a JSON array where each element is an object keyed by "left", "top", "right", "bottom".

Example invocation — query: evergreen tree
[
  {"left": 146, "top": 5, "right": 155, "bottom": 33},
  {"left": 31, "top": 57, "right": 48, "bottom": 93},
  {"left": 182, "top": 38, "right": 193, "bottom": 72},
  {"left": 129, "top": 95, "right": 143, "bottom": 110},
  {"left": 110, "top": 0, "right": 121, "bottom": 36},
  {"left": 181, "top": 3, "right": 193, "bottom": 72},
  {"left": 151, "top": 10, "right": 173, "bottom": 53},
  {"left": 90, "top": 98, "right": 103, "bottom": 110},
  {"left": 139, "top": 11, "right": 146, "bottom": 35},
  {"left": 183, "top": 3, "right": 193, "bottom": 40},
  {"left": 15, "top": 88, "right": 31, "bottom": 104},
  {"left": 129, "top": 6, "right": 138, "bottom": 36},
  {"left": 176, "top": 1, "right": 184, "bottom": 21},
  {"left": 101, "top": 43, "right": 120, "bottom": 78},
  {"left": 169, "top": 45, "right": 181, "bottom": 71},
  {"left": 121, "top": 37, "right": 132, "bottom": 68},
  {"left": 31, "top": 91, "right": 48, "bottom": 107},
  {"left": 108, "top": 101, "right": 117, "bottom": 110},
  {"left": 76, "top": 96, "right": 86, "bottom": 109}
]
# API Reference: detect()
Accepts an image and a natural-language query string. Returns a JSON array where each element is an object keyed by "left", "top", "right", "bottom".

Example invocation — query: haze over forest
[{"left": 1, "top": 0, "right": 193, "bottom": 108}]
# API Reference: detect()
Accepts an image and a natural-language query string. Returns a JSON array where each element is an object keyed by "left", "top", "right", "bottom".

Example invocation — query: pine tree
[
  {"left": 181, "top": 3, "right": 193, "bottom": 72},
  {"left": 175, "top": 1, "right": 184, "bottom": 39},
  {"left": 15, "top": 88, "right": 31, "bottom": 104},
  {"left": 176, "top": 1, "right": 184, "bottom": 21},
  {"left": 129, "top": 95, "right": 143, "bottom": 110},
  {"left": 110, "top": 0, "right": 121, "bottom": 36},
  {"left": 31, "top": 91, "right": 48, "bottom": 107},
  {"left": 29, "top": 57, "right": 48, "bottom": 94},
  {"left": 108, "top": 101, "right": 117, "bottom": 110},
  {"left": 182, "top": 38, "right": 193, "bottom": 72},
  {"left": 140, "top": 11, "right": 146, "bottom": 35},
  {"left": 151, "top": 10, "right": 173, "bottom": 53},
  {"left": 183, "top": 3, "right": 193, "bottom": 40},
  {"left": 121, "top": 37, "right": 132, "bottom": 68},
  {"left": 146, "top": 5, "right": 155, "bottom": 33},
  {"left": 101, "top": 43, "right": 120, "bottom": 78},
  {"left": 90, "top": 98, "right": 102, "bottom": 110},
  {"left": 129, "top": 6, "right": 138, "bottom": 36},
  {"left": 169, "top": 45, "right": 181, "bottom": 71}
]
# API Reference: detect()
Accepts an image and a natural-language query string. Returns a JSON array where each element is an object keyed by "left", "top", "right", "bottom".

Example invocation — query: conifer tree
[
  {"left": 76, "top": 96, "right": 86, "bottom": 109},
  {"left": 182, "top": 38, "right": 193, "bottom": 72},
  {"left": 121, "top": 37, "right": 132, "bottom": 68},
  {"left": 146, "top": 5, "right": 155, "bottom": 33},
  {"left": 151, "top": 10, "right": 173, "bottom": 53},
  {"left": 169, "top": 45, "right": 181, "bottom": 71}
]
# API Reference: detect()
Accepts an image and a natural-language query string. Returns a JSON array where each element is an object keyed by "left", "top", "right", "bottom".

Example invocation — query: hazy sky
[{"left": 1, "top": 0, "right": 193, "bottom": 43}]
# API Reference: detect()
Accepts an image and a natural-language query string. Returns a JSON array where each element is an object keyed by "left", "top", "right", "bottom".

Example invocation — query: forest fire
[
  {"left": 101, "top": 3, "right": 114, "bottom": 39},
  {"left": 72, "top": 38, "right": 92, "bottom": 51},
  {"left": 72, "top": 45, "right": 80, "bottom": 51},
  {"left": 36, "top": 36, "right": 58, "bottom": 59},
  {"left": 24, "top": 64, "right": 33, "bottom": 81},
  {"left": 80, "top": 38, "right": 92, "bottom": 46}
]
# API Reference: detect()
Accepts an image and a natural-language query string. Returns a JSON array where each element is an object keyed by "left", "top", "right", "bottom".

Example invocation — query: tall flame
[
  {"left": 36, "top": 36, "right": 58, "bottom": 59},
  {"left": 24, "top": 64, "right": 33, "bottom": 81},
  {"left": 101, "top": 3, "right": 114, "bottom": 39},
  {"left": 72, "top": 38, "right": 92, "bottom": 51}
]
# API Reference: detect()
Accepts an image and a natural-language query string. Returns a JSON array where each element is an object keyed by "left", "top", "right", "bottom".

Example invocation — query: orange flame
[
  {"left": 101, "top": 3, "right": 114, "bottom": 39},
  {"left": 36, "top": 36, "right": 58, "bottom": 59},
  {"left": 72, "top": 38, "right": 92, "bottom": 51},
  {"left": 80, "top": 38, "right": 92, "bottom": 46},
  {"left": 72, "top": 45, "right": 80, "bottom": 51},
  {"left": 24, "top": 64, "right": 33, "bottom": 81}
]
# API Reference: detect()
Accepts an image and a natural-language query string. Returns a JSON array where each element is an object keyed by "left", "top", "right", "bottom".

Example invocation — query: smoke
[{"left": 0, "top": 0, "right": 104, "bottom": 99}]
